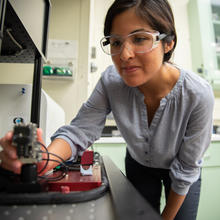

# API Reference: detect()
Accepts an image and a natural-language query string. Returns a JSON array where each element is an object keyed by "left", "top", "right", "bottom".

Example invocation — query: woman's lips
[{"left": 122, "top": 66, "right": 139, "bottom": 74}]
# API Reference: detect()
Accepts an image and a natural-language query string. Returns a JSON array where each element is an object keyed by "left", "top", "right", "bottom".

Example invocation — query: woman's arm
[
  {"left": 161, "top": 189, "right": 186, "bottom": 220},
  {"left": 161, "top": 80, "right": 214, "bottom": 220},
  {"left": 38, "top": 138, "right": 73, "bottom": 175}
]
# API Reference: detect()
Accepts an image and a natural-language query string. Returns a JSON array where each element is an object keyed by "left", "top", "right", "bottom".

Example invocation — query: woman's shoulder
[
  {"left": 101, "top": 65, "right": 120, "bottom": 79},
  {"left": 101, "top": 65, "right": 124, "bottom": 86},
  {"left": 182, "top": 69, "right": 212, "bottom": 93},
  {"left": 181, "top": 68, "right": 214, "bottom": 103}
]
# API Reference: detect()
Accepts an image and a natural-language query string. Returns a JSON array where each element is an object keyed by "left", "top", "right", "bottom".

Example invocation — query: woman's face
[{"left": 111, "top": 8, "right": 167, "bottom": 87}]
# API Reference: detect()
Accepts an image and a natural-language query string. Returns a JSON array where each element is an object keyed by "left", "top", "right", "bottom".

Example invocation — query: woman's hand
[
  {"left": 0, "top": 127, "right": 73, "bottom": 176},
  {"left": 161, "top": 189, "right": 186, "bottom": 220},
  {"left": 36, "top": 128, "right": 50, "bottom": 175},
  {"left": 0, "top": 131, "right": 22, "bottom": 174},
  {"left": 0, "top": 128, "right": 45, "bottom": 174}
]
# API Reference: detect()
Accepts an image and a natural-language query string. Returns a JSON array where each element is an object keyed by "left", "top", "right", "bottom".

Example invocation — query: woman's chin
[{"left": 123, "top": 79, "right": 142, "bottom": 87}]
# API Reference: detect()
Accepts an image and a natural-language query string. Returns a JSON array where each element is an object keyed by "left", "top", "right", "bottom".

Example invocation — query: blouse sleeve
[
  {"left": 50, "top": 76, "right": 111, "bottom": 161},
  {"left": 169, "top": 86, "right": 214, "bottom": 195}
]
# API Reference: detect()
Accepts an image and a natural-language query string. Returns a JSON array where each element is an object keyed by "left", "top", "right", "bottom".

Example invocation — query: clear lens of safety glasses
[{"left": 100, "top": 31, "right": 167, "bottom": 56}]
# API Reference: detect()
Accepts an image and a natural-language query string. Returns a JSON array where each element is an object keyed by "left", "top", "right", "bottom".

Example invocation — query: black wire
[
  {"left": 37, "top": 141, "right": 67, "bottom": 165},
  {"left": 37, "top": 141, "right": 69, "bottom": 181},
  {"left": 36, "top": 142, "right": 98, "bottom": 182},
  {"left": 37, "top": 141, "right": 49, "bottom": 174},
  {"left": 43, "top": 151, "right": 66, "bottom": 164},
  {"left": 38, "top": 141, "right": 80, "bottom": 171},
  {"left": 38, "top": 158, "right": 68, "bottom": 181}
]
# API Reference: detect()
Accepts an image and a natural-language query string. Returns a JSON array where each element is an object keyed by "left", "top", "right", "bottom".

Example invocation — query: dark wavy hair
[{"left": 104, "top": 0, "right": 177, "bottom": 62}]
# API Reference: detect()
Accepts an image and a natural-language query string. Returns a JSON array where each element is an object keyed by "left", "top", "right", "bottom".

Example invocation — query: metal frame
[
  {"left": 31, "top": 52, "right": 43, "bottom": 125},
  {"left": 30, "top": 0, "right": 50, "bottom": 126},
  {"left": 0, "top": 0, "right": 7, "bottom": 51},
  {"left": 102, "top": 156, "right": 162, "bottom": 220}
]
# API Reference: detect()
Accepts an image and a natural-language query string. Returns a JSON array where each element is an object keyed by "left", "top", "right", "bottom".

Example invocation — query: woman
[{"left": 0, "top": 0, "right": 214, "bottom": 219}]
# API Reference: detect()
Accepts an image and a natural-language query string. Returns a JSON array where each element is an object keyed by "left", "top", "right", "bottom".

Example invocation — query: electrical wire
[
  {"left": 37, "top": 142, "right": 49, "bottom": 174},
  {"left": 37, "top": 141, "right": 67, "bottom": 164},
  {"left": 42, "top": 151, "right": 67, "bottom": 165},
  {"left": 5, "top": 28, "right": 25, "bottom": 56},
  {"left": 37, "top": 141, "right": 68, "bottom": 182},
  {"left": 6, "top": 28, "right": 23, "bottom": 49},
  {"left": 38, "top": 159, "right": 67, "bottom": 181}
]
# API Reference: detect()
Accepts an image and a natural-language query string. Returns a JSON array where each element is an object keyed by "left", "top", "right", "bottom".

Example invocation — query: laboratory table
[{"left": 0, "top": 156, "right": 161, "bottom": 220}]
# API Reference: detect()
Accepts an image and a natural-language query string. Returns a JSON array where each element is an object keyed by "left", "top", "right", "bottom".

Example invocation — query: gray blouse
[{"left": 51, "top": 65, "right": 214, "bottom": 195}]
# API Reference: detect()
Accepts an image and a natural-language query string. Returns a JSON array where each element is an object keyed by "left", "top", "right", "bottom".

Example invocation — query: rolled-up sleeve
[
  {"left": 51, "top": 76, "right": 111, "bottom": 161},
  {"left": 169, "top": 86, "right": 214, "bottom": 195}
]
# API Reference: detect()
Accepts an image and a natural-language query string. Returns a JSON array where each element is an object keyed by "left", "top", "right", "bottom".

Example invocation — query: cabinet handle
[{"left": 204, "top": 153, "right": 210, "bottom": 160}]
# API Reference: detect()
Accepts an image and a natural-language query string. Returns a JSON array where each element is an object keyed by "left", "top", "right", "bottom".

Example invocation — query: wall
[
  {"left": 88, "top": 0, "right": 113, "bottom": 96},
  {"left": 169, "top": 0, "right": 192, "bottom": 70},
  {"left": 43, "top": 0, "right": 91, "bottom": 124}
]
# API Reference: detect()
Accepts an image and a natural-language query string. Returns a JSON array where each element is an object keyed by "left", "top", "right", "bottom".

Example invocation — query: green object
[
  {"left": 53, "top": 67, "right": 72, "bottom": 76},
  {"left": 65, "top": 69, "right": 72, "bottom": 76},
  {"left": 53, "top": 67, "right": 64, "bottom": 75},
  {"left": 55, "top": 165, "right": 61, "bottom": 169},
  {"left": 43, "top": 66, "right": 53, "bottom": 75},
  {"left": 43, "top": 66, "right": 72, "bottom": 77}
]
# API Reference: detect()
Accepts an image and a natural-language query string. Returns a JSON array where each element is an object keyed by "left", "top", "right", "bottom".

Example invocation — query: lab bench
[{"left": 0, "top": 156, "right": 161, "bottom": 220}]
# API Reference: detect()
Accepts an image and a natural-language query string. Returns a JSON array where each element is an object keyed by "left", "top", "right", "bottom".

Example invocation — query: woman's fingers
[
  {"left": 0, "top": 131, "right": 21, "bottom": 174},
  {"left": 0, "top": 127, "right": 46, "bottom": 175},
  {"left": 36, "top": 128, "right": 49, "bottom": 175},
  {"left": 37, "top": 128, "right": 44, "bottom": 144},
  {"left": 0, "top": 150, "right": 22, "bottom": 174},
  {"left": 0, "top": 131, "right": 17, "bottom": 159}
]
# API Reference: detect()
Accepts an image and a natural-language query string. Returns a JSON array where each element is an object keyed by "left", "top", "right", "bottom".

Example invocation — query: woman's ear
[{"left": 164, "top": 40, "right": 175, "bottom": 54}]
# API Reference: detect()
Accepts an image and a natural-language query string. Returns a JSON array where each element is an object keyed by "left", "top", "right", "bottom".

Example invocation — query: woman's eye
[
  {"left": 133, "top": 36, "right": 148, "bottom": 44},
  {"left": 111, "top": 39, "right": 122, "bottom": 47}
]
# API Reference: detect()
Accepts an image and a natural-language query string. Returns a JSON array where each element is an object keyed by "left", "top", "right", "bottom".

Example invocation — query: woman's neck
[{"left": 138, "top": 63, "right": 180, "bottom": 99}]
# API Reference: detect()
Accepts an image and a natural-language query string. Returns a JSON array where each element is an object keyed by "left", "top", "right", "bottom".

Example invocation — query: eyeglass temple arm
[
  {"left": 102, "top": 39, "right": 110, "bottom": 46},
  {"left": 157, "top": 33, "right": 167, "bottom": 41}
]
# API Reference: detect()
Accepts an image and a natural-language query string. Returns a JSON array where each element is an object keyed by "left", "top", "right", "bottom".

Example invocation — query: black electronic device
[
  {"left": 12, "top": 123, "right": 42, "bottom": 164},
  {"left": 12, "top": 123, "right": 42, "bottom": 185},
  {"left": 0, "top": 123, "right": 45, "bottom": 192}
]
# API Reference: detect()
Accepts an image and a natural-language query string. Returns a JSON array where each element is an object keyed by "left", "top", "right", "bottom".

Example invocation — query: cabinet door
[
  {"left": 160, "top": 141, "right": 220, "bottom": 218},
  {"left": 197, "top": 141, "right": 220, "bottom": 220},
  {"left": 93, "top": 143, "right": 126, "bottom": 174},
  {"left": 188, "top": 0, "right": 219, "bottom": 88},
  {"left": 211, "top": 0, "right": 220, "bottom": 86}
]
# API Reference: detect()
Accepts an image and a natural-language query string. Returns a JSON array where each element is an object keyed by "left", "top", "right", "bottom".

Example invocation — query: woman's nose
[{"left": 120, "top": 42, "right": 135, "bottom": 61}]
